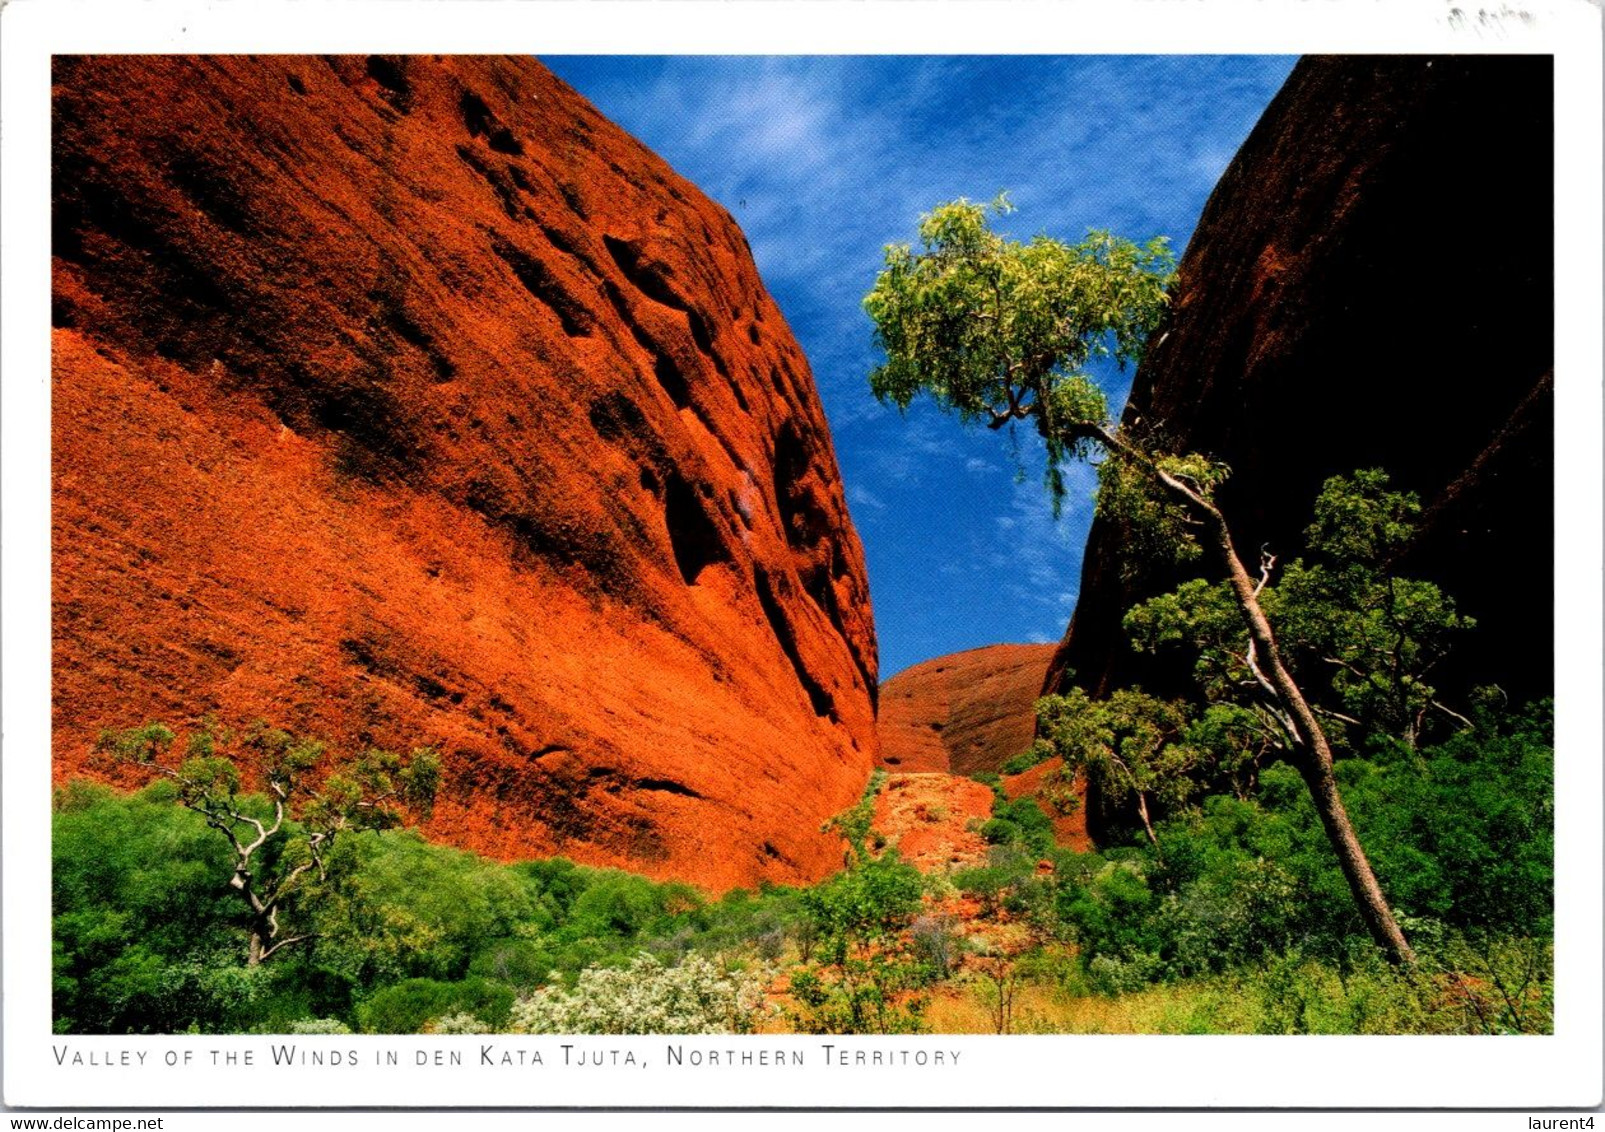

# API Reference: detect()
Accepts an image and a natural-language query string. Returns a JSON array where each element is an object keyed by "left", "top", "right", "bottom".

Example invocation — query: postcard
[{"left": 3, "top": 0, "right": 1601, "bottom": 1114}]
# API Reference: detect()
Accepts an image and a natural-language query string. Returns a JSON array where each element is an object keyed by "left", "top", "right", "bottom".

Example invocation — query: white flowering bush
[
  {"left": 427, "top": 1011, "right": 492, "bottom": 1034},
  {"left": 508, "top": 953, "right": 772, "bottom": 1035},
  {"left": 286, "top": 1018, "right": 353, "bottom": 1034}
]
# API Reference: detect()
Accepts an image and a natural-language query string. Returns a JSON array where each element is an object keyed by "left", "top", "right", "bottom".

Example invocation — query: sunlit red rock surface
[
  {"left": 51, "top": 55, "right": 877, "bottom": 890},
  {"left": 876, "top": 644, "right": 1056, "bottom": 775}
]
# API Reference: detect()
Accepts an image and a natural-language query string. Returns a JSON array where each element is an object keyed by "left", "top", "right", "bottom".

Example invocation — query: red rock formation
[
  {"left": 1048, "top": 56, "right": 1553, "bottom": 707},
  {"left": 877, "top": 644, "right": 1056, "bottom": 775},
  {"left": 51, "top": 55, "right": 877, "bottom": 891}
]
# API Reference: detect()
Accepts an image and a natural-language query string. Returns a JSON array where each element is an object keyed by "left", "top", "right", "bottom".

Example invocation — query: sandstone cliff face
[
  {"left": 52, "top": 55, "right": 877, "bottom": 890},
  {"left": 1049, "top": 55, "right": 1553, "bottom": 705},
  {"left": 877, "top": 644, "right": 1056, "bottom": 776}
]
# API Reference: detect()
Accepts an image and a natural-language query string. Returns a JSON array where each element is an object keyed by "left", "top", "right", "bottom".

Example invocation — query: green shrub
[
  {"left": 1054, "top": 856, "right": 1163, "bottom": 974},
  {"left": 999, "top": 748, "right": 1049, "bottom": 777},
  {"left": 979, "top": 818, "right": 1019, "bottom": 845},
  {"left": 355, "top": 977, "right": 513, "bottom": 1034},
  {"left": 468, "top": 937, "right": 555, "bottom": 989},
  {"left": 52, "top": 782, "right": 252, "bottom": 1033},
  {"left": 298, "top": 830, "right": 541, "bottom": 1002},
  {"left": 787, "top": 952, "right": 930, "bottom": 1035},
  {"left": 285, "top": 1018, "right": 352, "bottom": 1035},
  {"left": 800, "top": 853, "right": 923, "bottom": 965}
]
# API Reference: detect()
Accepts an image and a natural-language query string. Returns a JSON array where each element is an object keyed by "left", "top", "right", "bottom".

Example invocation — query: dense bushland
[{"left": 54, "top": 693, "right": 1550, "bottom": 1035}]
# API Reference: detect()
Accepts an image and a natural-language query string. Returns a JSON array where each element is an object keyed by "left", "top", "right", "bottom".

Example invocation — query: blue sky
[{"left": 544, "top": 56, "right": 1297, "bottom": 679}]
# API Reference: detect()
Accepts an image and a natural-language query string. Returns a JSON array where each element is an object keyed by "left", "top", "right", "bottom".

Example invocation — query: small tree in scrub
[
  {"left": 799, "top": 852, "right": 924, "bottom": 966},
  {"left": 1033, "top": 688, "right": 1201, "bottom": 849},
  {"left": 788, "top": 853, "right": 931, "bottom": 1034},
  {"left": 971, "top": 951, "right": 1023, "bottom": 1035},
  {"left": 864, "top": 196, "right": 1414, "bottom": 964},
  {"left": 96, "top": 721, "right": 440, "bottom": 966}
]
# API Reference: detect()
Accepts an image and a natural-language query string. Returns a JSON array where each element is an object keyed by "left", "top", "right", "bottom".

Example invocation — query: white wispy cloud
[{"left": 848, "top": 483, "right": 887, "bottom": 512}]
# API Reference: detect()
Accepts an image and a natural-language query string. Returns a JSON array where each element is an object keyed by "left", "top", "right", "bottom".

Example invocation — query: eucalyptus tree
[
  {"left": 863, "top": 196, "right": 1415, "bottom": 963},
  {"left": 97, "top": 721, "right": 441, "bottom": 966},
  {"left": 1124, "top": 469, "right": 1475, "bottom": 755}
]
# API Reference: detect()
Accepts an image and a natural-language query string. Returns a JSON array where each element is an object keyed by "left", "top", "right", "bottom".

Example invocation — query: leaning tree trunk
[
  {"left": 1133, "top": 790, "right": 1160, "bottom": 850},
  {"left": 1195, "top": 484, "right": 1416, "bottom": 966},
  {"left": 1091, "top": 425, "right": 1416, "bottom": 965}
]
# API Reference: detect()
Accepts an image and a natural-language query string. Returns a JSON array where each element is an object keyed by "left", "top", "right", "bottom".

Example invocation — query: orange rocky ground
[
  {"left": 863, "top": 760, "right": 1090, "bottom": 877},
  {"left": 869, "top": 773, "right": 994, "bottom": 874},
  {"left": 52, "top": 56, "right": 876, "bottom": 891}
]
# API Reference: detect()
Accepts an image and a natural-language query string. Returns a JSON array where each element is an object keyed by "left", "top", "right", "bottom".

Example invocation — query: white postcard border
[{"left": 4, "top": 0, "right": 1600, "bottom": 1110}]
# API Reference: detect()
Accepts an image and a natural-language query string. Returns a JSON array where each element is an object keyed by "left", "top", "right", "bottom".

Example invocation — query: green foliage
[
  {"left": 954, "top": 844, "right": 1062, "bottom": 928},
  {"left": 786, "top": 852, "right": 931, "bottom": 1034},
  {"left": 864, "top": 195, "right": 1175, "bottom": 510},
  {"left": 52, "top": 781, "right": 259, "bottom": 1033},
  {"left": 800, "top": 853, "right": 923, "bottom": 965},
  {"left": 565, "top": 870, "right": 699, "bottom": 941},
  {"left": 1095, "top": 450, "right": 1230, "bottom": 575},
  {"left": 93, "top": 721, "right": 442, "bottom": 967},
  {"left": 1247, "top": 937, "right": 1551, "bottom": 1036},
  {"left": 1304, "top": 467, "right": 1419, "bottom": 561},
  {"left": 908, "top": 914, "right": 962, "bottom": 978},
  {"left": 953, "top": 858, "right": 1023, "bottom": 919},
  {"left": 825, "top": 768, "right": 887, "bottom": 863},
  {"left": 1044, "top": 703, "right": 1551, "bottom": 992},
  {"left": 285, "top": 1017, "right": 352, "bottom": 1034},
  {"left": 1054, "top": 855, "right": 1163, "bottom": 973},
  {"left": 644, "top": 884, "right": 805, "bottom": 965},
  {"left": 1178, "top": 703, "right": 1276, "bottom": 801},
  {"left": 977, "top": 796, "right": 1056, "bottom": 856},
  {"left": 1034, "top": 688, "right": 1203, "bottom": 841},
  {"left": 1252, "top": 946, "right": 1439, "bottom": 1035},
  {"left": 998, "top": 748, "right": 1049, "bottom": 776},
  {"left": 787, "top": 952, "right": 932, "bottom": 1035},
  {"left": 296, "top": 830, "right": 543, "bottom": 995},
  {"left": 53, "top": 693, "right": 1549, "bottom": 1035},
  {"left": 1125, "top": 470, "right": 1474, "bottom": 751},
  {"left": 979, "top": 817, "right": 1020, "bottom": 846},
  {"left": 354, "top": 976, "right": 513, "bottom": 1034}
]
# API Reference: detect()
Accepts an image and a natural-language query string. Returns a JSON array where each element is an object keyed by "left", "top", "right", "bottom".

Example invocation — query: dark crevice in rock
[
  {"left": 489, "top": 233, "right": 595, "bottom": 337},
  {"left": 753, "top": 565, "right": 837, "bottom": 721},
  {"left": 538, "top": 224, "right": 605, "bottom": 279},
  {"left": 632, "top": 777, "right": 705, "bottom": 799},
  {"left": 801, "top": 560, "right": 845, "bottom": 640},
  {"left": 368, "top": 287, "right": 457, "bottom": 381},
  {"left": 664, "top": 473, "right": 727, "bottom": 586},
  {"left": 455, "top": 144, "right": 522, "bottom": 220},
  {"left": 365, "top": 56, "right": 412, "bottom": 112},
  {"left": 603, "top": 234, "right": 728, "bottom": 377},
  {"left": 460, "top": 89, "right": 525, "bottom": 155},
  {"left": 772, "top": 421, "right": 830, "bottom": 552}
]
